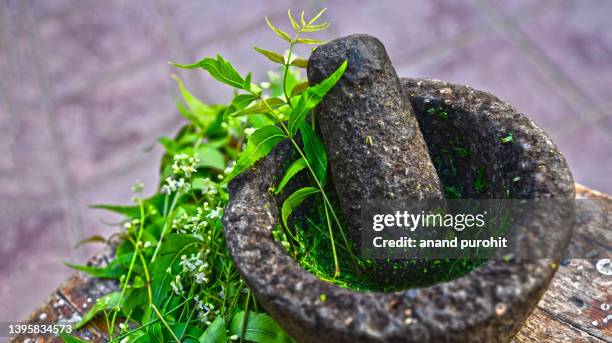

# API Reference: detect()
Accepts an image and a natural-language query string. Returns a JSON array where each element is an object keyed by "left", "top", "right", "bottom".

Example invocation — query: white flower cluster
[
  {"left": 161, "top": 153, "right": 200, "bottom": 194},
  {"left": 161, "top": 176, "right": 190, "bottom": 194},
  {"left": 193, "top": 296, "right": 218, "bottom": 324},
  {"left": 172, "top": 153, "right": 200, "bottom": 177},
  {"left": 170, "top": 274, "right": 184, "bottom": 295},
  {"left": 173, "top": 207, "right": 208, "bottom": 241},
  {"left": 179, "top": 251, "right": 210, "bottom": 285}
]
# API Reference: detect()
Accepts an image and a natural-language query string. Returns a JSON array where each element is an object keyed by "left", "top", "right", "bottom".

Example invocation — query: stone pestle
[{"left": 307, "top": 34, "right": 444, "bottom": 245}]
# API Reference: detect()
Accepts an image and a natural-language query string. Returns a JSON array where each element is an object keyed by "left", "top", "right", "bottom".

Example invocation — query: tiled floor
[{"left": 1, "top": 0, "right": 611, "bottom": 321}]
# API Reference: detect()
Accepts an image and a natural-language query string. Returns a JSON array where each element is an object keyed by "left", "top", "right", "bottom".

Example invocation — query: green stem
[
  {"left": 151, "top": 190, "right": 180, "bottom": 262},
  {"left": 109, "top": 198, "right": 146, "bottom": 336},
  {"left": 152, "top": 304, "right": 182, "bottom": 343}
]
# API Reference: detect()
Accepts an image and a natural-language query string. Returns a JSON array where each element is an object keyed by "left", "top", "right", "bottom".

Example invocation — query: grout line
[{"left": 472, "top": 0, "right": 612, "bottom": 143}]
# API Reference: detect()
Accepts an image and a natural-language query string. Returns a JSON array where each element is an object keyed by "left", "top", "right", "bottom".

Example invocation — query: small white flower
[
  {"left": 207, "top": 207, "right": 223, "bottom": 219},
  {"left": 244, "top": 127, "right": 256, "bottom": 136}
]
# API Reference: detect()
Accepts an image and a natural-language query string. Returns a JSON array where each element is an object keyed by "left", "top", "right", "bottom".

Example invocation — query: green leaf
[
  {"left": 301, "top": 22, "right": 331, "bottom": 32},
  {"left": 254, "top": 47, "right": 285, "bottom": 64},
  {"left": 195, "top": 146, "right": 225, "bottom": 170},
  {"left": 61, "top": 334, "right": 89, "bottom": 343},
  {"left": 150, "top": 234, "right": 200, "bottom": 305},
  {"left": 90, "top": 194, "right": 165, "bottom": 219},
  {"left": 290, "top": 81, "right": 308, "bottom": 96},
  {"left": 308, "top": 8, "right": 327, "bottom": 25},
  {"left": 275, "top": 158, "right": 307, "bottom": 194},
  {"left": 229, "top": 311, "right": 294, "bottom": 343},
  {"left": 65, "top": 261, "right": 125, "bottom": 279},
  {"left": 171, "top": 55, "right": 246, "bottom": 90},
  {"left": 224, "top": 125, "right": 287, "bottom": 183},
  {"left": 295, "top": 38, "right": 324, "bottom": 45},
  {"left": 300, "top": 123, "right": 328, "bottom": 185},
  {"left": 288, "top": 60, "right": 347, "bottom": 135},
  {"left": 172, "top": 75, "right": 216, "bottom": 128},
  {"left": 74, "top": 235, "right": 106, "bottom": 248},
  {"left": 265, "top": 17, "right": 292, "bottom": 43},
  {"left": 289, "top": 58, "right": 308, "bottom": 69},
  {"left": 230, "top": 97, "right": 285, "bottom": 117},
  {"left": 287, "top": 9, "right": 300, "bottom": 30},
  {"left": 75, "top": 292, "right": 121, "bottom": 329},
  {"left": 230, "top": 94, "right": 258, "bottom": 112},
  {"left": 200, "top": 316, "right": 227, "bottom": 343},
  {"left": 282, "top": 187, "right": 319, "bottom": 228}
]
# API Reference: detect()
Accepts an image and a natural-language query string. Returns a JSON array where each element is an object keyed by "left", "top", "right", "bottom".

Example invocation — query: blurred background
[{"left": 1, "top": 0, "right": 611, "bottom": 322}]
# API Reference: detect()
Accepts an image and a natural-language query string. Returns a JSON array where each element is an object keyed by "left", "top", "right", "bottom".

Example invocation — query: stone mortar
[{"left": 223, "top": 78, "right": 575, "bottom": 342}]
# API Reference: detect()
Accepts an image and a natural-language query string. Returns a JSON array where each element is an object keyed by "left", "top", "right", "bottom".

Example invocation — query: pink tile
[
  {"left": 54, "top": 63, "right": 182, "bottom": 186},
  {"left": 515, "top": 0, "right": 612, "bottom": 106},
  {"left": 0, "top": 209, "right": 76, "bottom": 321},
  {"left": 36, "top": 0, "right": 171, "bottom": 95},
  {"left": 549, "top": 127, "right": 612, "bottom": 194}
]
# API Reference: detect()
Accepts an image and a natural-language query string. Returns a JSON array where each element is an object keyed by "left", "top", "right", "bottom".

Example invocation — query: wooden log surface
[{"left": 9, "top": 184, "right": 611, "bottom": 342}]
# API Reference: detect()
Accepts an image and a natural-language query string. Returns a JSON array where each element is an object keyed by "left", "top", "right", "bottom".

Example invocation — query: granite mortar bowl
[{"left": 222, "top": 78, "right": 575, "bottom": 342}]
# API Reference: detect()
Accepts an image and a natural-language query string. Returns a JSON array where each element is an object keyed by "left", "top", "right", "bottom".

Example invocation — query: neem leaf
[
  {"left": 150, "top": 234, "right": 200, "bottom": 305},
  {"left": 65, "top": 260, "right": 126, "bottom": 279},
  {"left": 275, "top": 158, "right": 307, "bottom": 194},
  {"left": 171, "top": 55, "right": 246, "bottom": 90},
  {"left": 289, "top": 58, "right": 308, "bottom": 69},
  {"left": 254, "top": 47, "right": 285, "bottom": 64},
  {"left": 288, "top": 9, "right": 300, "bottom": 30},
  {"left": 300, "top": 123, "right": 328, "bottom": 185},
  {"left": 265, "top": 17, "right": 292, "bottom": 43},
  {"left": 282, "top": 187, "right": 319, "bottom": 228},
  {"left": 229, "top": 311, "right": 294, "bottom": 343},
  {"left": 172, "top": 75, "right": 216, "bottom": 128},
  {"left": 61, "top": 334, "right": 89, "bottom": 343},
  {"left": 195, "top": 146, "right": 225, "bottom": 170},
  {"left": 290, "top": 81, "right": 308, "bottom": 97},
  {"left": 288, "top": 60, "right": 347, "bottom": 135},
  {"left": 230, "top": 98, "right": 285, "bottom": 117},
  {"left": 200, "top": 316, "right": 227, "bottom": 343},
  {"left": 295, "top": 38, "right": 324, "bottom": 45},
  {"left": 75, "top": 292, "right": 121, "bottom": 329},
  {"left": 224, "top": 125, "right": 287, "bottom": 183}
]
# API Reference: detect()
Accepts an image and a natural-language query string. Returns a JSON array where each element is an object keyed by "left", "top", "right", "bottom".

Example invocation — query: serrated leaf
[
  {"left": 289, "top": 58, "right": 308, "bottom": 68},
  {"left": 229, "top": 311, "right": 294, "bottom": 343},
  {"left": 308, "top": 8, "right": 327, "bottom": 25},
  {"left": 254, "top": 47, "right": 285, "bottom": 64},
  {"left": 265, "top": 17, "right": 292, "bottom": 42},
  {"left": 295, "top": 38, "right": 324, "bottom": 45},
  {"left": 150, "top": 234, "right": 200, "bottom": 305},
  {"left": 290, "top": 81, "right": 309, "bottom": 96},
  {"left": 65, "top": 260, "right": 126, "bottom": 279},
  {"left": 61, "top": 334, "right": 89, "bottom": 343},
  {"left": 195, "top": 146, "right": 225, "bottom": 170},
  {"left": 224, "top": 125, "right": 287, "bottom": 183},
  {"left": 75, "top": 292, "right": 121, "bottom": 329},
  {"left": 287, "top": 9, "right": 300, "bottom": 30},
  {"left": 275, "top": 158, "right": 307, "bottom": 194},
  {"left": 171, "top": 55, "right": 246, "bottom": 90},
  {"left": 74, "top": 235, "right": 106, "bottom": 248},
  {"left": 200, "top": 316, "right": 227, "bottom": 343},
  {"left": 300, "top": 123, "right": 328, "bottom": 185},
  {"left": 302, "top": 22, "right": 331, "bottom": 32},
  {"left": 282, "top": 187, "right": 319, "bottom": 228},
  {"left": 90, "top": 194, "right": 165, "bottom": 218},
  {"left": 288, "top": 60, "right": 347, "bottom": 135},
  {"left": 172, "top": 75, "right": 217, "bottom": 129},
  {"left": 230, "top": 97, "right": 285, "bottom": 117}
]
